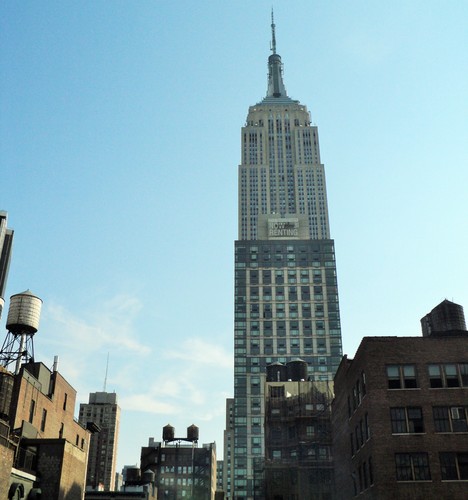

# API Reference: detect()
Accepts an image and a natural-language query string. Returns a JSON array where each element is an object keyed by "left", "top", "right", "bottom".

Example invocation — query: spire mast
[
  {"left": 103, "top": 352, "right": 109, "bottom": 392},
  {"left": 271, "top": 9, "right": 277, "bottom": 54}
]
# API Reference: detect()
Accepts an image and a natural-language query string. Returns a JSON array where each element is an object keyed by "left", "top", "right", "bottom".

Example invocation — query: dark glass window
[
  {"left": 395, "top": 453, "right": 431, "bottom": 481},
  {"left": 440, "top": 452, "right": 468, "bottom": 480},
  {"left": 387, "top": 365, "right": 418, "bottom": 389},
  {"left": 390, "top": 407, "right": 424, "bottom": 433},
  {"left": 433, "top": 406, "right": 468, "bottom": 432},
  {"left": 429, "top": 363, "right": 466, "bottom": 388}
]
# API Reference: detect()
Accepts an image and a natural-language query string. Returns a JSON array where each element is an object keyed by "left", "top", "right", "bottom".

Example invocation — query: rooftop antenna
[
  {"left": 270, "top": 8, "right": 277, "bottom": 54},
  {"left": 103, "top": 352, "right": 109, "bottom": 392}
]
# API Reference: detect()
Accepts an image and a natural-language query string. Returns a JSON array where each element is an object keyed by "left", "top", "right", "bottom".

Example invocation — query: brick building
[
  {"left": 140, "top": 433, "right": 217, "bottom": 500},
  {"left": 0, "top": 360, "right": 93, "bottom": 498},
  {"left": 332, "top": 301, "right": 468, "bottom": 500}
]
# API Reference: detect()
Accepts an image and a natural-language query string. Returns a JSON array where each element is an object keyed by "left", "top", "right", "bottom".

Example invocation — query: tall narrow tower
[
  {"left": 232, "top": 15, "right": 343, "bottom": 499},
  {"left": 79, "top": 392, "right": 121, "bottom": 491}
]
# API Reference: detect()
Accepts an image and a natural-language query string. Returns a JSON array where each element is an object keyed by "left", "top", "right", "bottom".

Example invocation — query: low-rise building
[
  {"left": 140, "top": 427, "right": 217, "bottom": 500},
  {"left": 1, "top": 360, "right": 93, "bottom": 498},
  {"left": 332, "top": 300, "right": 468, "bottom": 500}
]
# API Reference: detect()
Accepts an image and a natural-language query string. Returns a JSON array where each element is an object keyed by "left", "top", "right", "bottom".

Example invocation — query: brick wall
[
  {"left": 0, "top": 441, "right": 14, "bottom": 494},
  {"left": 333, "top": 335, "right": 468, "bottom": 500}
]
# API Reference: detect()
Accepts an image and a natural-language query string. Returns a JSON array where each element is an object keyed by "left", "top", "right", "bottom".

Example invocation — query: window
[
  {"left": 40, "top": 409, "right": 47, "bottom": 432},
  {"left": 29, "top": 399, "right": 36, "bottom": 424},
  {"left": 433, "top": 406, "right": 468, "bottom": 432},
  {"left": 63, "top": 393, "right": 68, "bottom": 411},
  {"left": 429, "top": 363, "right": 467, "bottom": 388},
  {"left": 364, "top": 413, "right": 370, "bottom": 440},
  {"left": 368, "top": 456, "right": 374, "bottom": 485},
  {"left": 440, "top": 452, "right": 468, "bottom": 480},
  {"left": 387, "top": 365, "right": 418, "bottom": 389},
  {"left": 390, "top": 407, "right": 424, "bottom": 433},
  {"left": 395, "top": 453, "right": 431, "bottom": 481}
]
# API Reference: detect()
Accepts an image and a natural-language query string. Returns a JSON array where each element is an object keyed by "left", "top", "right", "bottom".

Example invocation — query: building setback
[
  {"left": 79, "top": 392, "right": 121, "bottom": 491},
  {"left": 232, "top": 14, "right": 342, "bottom": 500},
  {"left": 332, "top": 300, "right": 468, "bottom": 499}
]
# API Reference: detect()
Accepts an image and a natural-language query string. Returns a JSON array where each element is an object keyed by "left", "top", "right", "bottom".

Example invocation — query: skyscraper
[
  {"left": 0, "top": 211, "right": 14, "bottom": 320},
  {"left": 232, "top": 15, "right": 343, "bottom": 499},
  {"left": 79, "top": 391, "right": 121, "bottom": 491}
]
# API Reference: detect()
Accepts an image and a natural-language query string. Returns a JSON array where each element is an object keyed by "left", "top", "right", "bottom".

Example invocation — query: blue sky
[{"left": 1, "top": 1, "right": 467, "bottom": 472}]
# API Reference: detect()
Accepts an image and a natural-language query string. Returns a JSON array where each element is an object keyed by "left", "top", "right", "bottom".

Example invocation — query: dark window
[
  {"left": 390, "top": 407, "right": 424, "bottom": 433},
  {"left": 395, "top": 453, "right": 431, "bottom": 481},
  {"left": 29, "top": 399, "right": 36, "bottom": 424},
  {"left": 440, "top": 452, "right": 468, "bottom": 480},
  {"left": 429, "top": 363, "right": 466, "bottom": 388},
  {"left": 63, "top": 393, "right": 68, "bottom": 411},
  {"left": 40, "top": 409, "right": 47, "bottom": 432},
  {"left": 365, "top": 413, "right": 370, "bottom": 440},
  {"left": 387, "top": 365, "right": 418, "bottom": 389},
  {"left": 433, "top": 406, "right": 468, "bottom": 432},
  {"left": 461, "top": 363, "right": 468, "bottom": 386}
]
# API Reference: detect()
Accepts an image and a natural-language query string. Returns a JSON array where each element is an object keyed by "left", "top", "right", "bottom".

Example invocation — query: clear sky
[{"left": 1, "top": 1, "right": 467, "bottom": 473}]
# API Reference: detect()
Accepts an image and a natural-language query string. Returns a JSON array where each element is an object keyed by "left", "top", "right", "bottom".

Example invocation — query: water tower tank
[
  {"left": 126, "top": 466, "right": 140, "bottom": 482},
  {"left": 142, "top": 469, "right": 155, "bottom": 483},
  {"left": 287, "top": 358, "right": 308, "bottom": 381},
  {"left": 187, "top": 424, "right": 199, "bottom": 442},
  {"left": 0, "top": 366, "right": 14, "bottom": 421},
  {"left": 163, "top": 424, "right": 175, "bottom": 442},
  {"left": 6, "top": 291, "right": 42, "bottom": 334},
  {"left": 266, "top": 362, "right": 287, "bottom": 382}
]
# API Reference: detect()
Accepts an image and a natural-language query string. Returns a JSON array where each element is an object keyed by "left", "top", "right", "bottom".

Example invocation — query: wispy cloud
[
  {"left": 31, "top": 293, "right": 232, "bottom": 460},
  {"left": 44, "top": 294, "right": 150, "bottom": 355},
  {"left": 119, "top": 394, "right": 177, "bottom": 414},
  {"left": 163, "top": 337, "right": 233, "bottom": 368}
]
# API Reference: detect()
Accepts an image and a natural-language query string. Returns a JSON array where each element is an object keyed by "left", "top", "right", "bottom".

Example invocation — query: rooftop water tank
[
  {"left": 187, "top": 424, "right": 199, "bottom": 442},
  {"left": 125, "top": 466, "right": 140, "bottom": 482},
  {"left": 163, "top": 424, "right": 175, "bottom": 442},
  {"left": 266, "top": 362, "right": 287, "bottom": 382},
  {"left": 6, "top": 290, "right": 42, "bottom": 334},
  {"left": 142, "top": 469, "right": 155, "bottom": 483},
  {"left": 287, "top": 358, "right": 308, "bottom": 381}
]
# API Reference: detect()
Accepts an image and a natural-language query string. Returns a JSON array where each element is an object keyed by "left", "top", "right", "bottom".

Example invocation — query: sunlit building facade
[{"left": 79, "top": 391, "right": 121, "bottom": 491}]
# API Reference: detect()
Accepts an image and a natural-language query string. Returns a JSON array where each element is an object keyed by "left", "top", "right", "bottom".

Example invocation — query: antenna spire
[
  {"left": 266, "top": 10, "right": 287, "bottom": 98},
  {"left": 271, "top": 8, "right": 277, "bottom": 54},
  {"left": 103, "top": 352, "right": 109, "bottom": 392}
]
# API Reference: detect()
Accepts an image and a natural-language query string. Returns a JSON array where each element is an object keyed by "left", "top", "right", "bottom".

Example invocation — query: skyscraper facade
[
  {"left": 232, "top": 17, "right": 343, "bottom": 499},
  {"left": 79, "top": 391, "right": 121, "bottom": 491},
  {"left": 0, "top": 211, "right": 14, "bottom": 320}
]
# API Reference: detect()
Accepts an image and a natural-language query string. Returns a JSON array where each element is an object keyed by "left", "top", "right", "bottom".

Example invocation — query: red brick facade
[
  {"left": 3, "top": 362, "right": 91, "bottom": 498},
  {"left": 332, "top": 335, "right": 468, "bottom": 500}
]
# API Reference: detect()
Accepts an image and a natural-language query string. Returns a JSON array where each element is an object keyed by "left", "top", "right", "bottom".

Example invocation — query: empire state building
[{"left": 231, "top": 15, "right": 343, "bottom": 500}]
